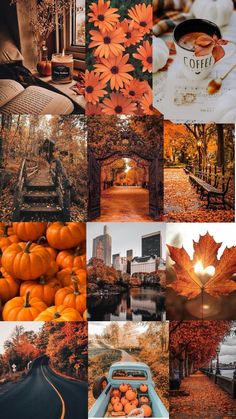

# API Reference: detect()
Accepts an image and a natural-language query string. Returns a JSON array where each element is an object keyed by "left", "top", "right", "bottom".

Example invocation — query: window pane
[{"left": 72, "top": 0, "right": 85, "bottom": 46}]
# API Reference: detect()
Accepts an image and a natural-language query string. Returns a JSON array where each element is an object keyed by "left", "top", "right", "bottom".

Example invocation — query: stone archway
[{"left": 87, "top": 116, "right": 163, "bottom": 221}]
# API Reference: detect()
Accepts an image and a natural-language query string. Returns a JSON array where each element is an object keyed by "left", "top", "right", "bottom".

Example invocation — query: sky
[
  {"left": 219, "top": 324, "right": 236, "bottom": 364},
  {"left": 166, "top": 223, "right": 236, "bottom": 259},
  {"left": 88, "top": 321, "right": 148, "bottom": 336},
  {"left": 0, "top": 322, "right": 43, "bottom": 354},
  {"left": 87, "top": 222, "right": 166, "bottom": 260}
]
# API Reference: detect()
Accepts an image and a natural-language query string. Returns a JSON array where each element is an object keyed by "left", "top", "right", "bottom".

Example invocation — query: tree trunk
[{"left": 217, "top": 125, "right": 224, "bottom": 166}]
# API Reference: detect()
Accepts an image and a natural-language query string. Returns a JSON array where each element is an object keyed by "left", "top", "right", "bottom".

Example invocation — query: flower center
[
  {"left": 147, "top": 56, "right": 152, "bottom": 64},
  {"left": 126, "top": 32, "right": 132, "bottom": 39},
  {"left": 104, "top": 36, "right": 111, "bottom": 44},
  {"left": 140, "top": 21, "right": 147, "bottom": 27},
  {"left": 129, "top": 90, "right": 135, "bottom": 96},
  {"left": 111, "top": 66, "right": 119, "bottom": 74},
  {"left": 98, "top": 14, "right": 105, "bottom": 21},
  {"left": 115, "top": 105, "right": 123, "bottom": 114},
  {"left": 86, "top": 86, "right": 94, "bottom": 93}
]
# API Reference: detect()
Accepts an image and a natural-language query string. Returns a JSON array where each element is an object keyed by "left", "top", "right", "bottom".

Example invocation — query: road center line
[{"left": 40, "top": 360, "right": 65, "bottom": 419}]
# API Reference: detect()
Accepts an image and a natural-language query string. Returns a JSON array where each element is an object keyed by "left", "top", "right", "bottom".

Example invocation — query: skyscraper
[
  {"left": 142, "top": 232, "right": 161, "bottom": 258},
  {"left": 92, "top": 225, "right": 112, "bottom": 266}
]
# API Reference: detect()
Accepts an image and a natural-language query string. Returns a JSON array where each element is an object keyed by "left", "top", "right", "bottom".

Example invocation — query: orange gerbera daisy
[
  {"left": 86, "top": 102, "right": 103, "bottom": 115},
  {"left": 94, "top": 54, "right": 134, "bottom": 90},
  {"left": 121, "top": 79, "right": 148, "bottom": 100},
  {"left": 117, "top": 19, "right": 143, "bottom": 47},
  {"left": 85, "top": 70, "right": 107, "bottom": 104},
  {"left": 140, "top": 89, "right": 153, "bottom": 115},
  {"left": 128, "top": 3, "right": 152, "bottom": 35},
  {"left": 88, "top": 0, "right": 119, "bottom": 33},
  {"left": 89, "top": 28, "right": 126, "bottom": 58},
  {"left": 133, "top": 40, "right": 152, "bottom": 72},
  {"left": 102, "top": 93, "right": 137, "bottom": 115}
]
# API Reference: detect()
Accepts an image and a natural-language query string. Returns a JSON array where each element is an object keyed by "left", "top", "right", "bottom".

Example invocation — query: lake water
[
  {"left": 88, "top": 287, "right": 165, "bottom": 321},
  {"left": 220, "top": 370, "right": 235, "bottom": 379}
]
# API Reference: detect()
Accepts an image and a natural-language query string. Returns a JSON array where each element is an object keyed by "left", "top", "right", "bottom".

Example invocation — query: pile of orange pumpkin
[
  {"left": 0, "top": 222, "right": 86, "bottom": 321},
  {"left": 107, "top": 384, "right": 152, "bottom": 417}
]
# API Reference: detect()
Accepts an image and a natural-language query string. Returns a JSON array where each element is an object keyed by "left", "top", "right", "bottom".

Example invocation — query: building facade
[
  {"left": 92, "top": 225, "right": 112, "bottom": 266},
  {"left": 131, "top": 256, "right": 157, "bottom": 275},
  {"left": 142, "top": 231, "right": 161, "bottom": 258}
]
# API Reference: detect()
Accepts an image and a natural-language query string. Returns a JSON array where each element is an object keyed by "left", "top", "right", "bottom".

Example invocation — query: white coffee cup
[{"left": 173, "top": 19, "right": 230, "bottom": 80}]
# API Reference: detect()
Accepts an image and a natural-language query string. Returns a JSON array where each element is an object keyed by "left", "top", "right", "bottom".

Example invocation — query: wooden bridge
[{"left": 13, "top": 157, "right": 71, "bottom": 221}]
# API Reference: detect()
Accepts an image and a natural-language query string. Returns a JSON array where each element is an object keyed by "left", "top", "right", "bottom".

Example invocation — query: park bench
[{"left": 189, "top": 173, "right": 231, "bottom": 209}]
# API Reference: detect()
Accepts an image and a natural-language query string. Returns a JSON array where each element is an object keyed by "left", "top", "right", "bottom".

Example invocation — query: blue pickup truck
[{"left": 89, "top": 362, "right": 169, "bottom": 418}]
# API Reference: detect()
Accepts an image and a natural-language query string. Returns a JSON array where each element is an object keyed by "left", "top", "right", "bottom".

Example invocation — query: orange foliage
[{"left": 168, "top": 232, "right": 236, "bottom": 300}]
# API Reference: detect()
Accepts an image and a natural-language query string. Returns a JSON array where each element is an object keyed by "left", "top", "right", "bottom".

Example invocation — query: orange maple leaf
[{"left": 167, "top": 232, "right": 236, "bottom": 300}]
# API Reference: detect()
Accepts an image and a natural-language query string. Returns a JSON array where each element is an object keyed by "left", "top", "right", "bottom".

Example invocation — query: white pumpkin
[
  {"left": 214, "top": 89, "right": 236, "bottom": 123},
  {"left": 153, "top": 37, "right": 169, "bottom": 73},
  {"left": 192, "top": 0, "right": 234, "bottom": 27}
]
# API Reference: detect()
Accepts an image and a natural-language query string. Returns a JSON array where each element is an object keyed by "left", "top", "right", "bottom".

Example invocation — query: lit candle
[{"left": 51, "top": 52, "right": 74, "bottom": 84}]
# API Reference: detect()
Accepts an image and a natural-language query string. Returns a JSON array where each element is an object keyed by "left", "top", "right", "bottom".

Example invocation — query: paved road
[{"left": 0, "top": 357, "right": 88, "bottom": 419}]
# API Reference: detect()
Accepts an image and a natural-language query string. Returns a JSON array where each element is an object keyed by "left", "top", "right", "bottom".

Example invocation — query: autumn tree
[
  {"left": 102, "top": 322, "right": 120, "bottom": 347},
  {"left": 45, "top": 322, "right": 88, "bottom": 380},
  {"left": 170, "top": 321, "right": 232, "bottom": 382}
]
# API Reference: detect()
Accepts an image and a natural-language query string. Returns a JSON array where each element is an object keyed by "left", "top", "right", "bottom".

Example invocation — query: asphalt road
[{"left": 0, "top": 357, "right": 88, "bottom": 419}]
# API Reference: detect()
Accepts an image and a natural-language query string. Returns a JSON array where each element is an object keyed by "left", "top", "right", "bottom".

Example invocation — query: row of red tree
[{"left": 0, "top": 323, "right": 87, "bottom": 380}]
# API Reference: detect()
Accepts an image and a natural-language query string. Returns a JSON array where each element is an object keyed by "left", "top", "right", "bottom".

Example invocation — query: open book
[{"left": 0, "top": 79, "right": 74, "bottom": 114}]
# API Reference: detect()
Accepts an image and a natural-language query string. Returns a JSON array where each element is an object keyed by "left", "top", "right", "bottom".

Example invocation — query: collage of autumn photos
[{"left": 0, "top": 0, "right": 236, "bottom": 419}]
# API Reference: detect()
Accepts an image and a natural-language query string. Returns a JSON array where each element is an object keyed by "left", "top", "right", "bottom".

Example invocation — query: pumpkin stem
[
  {"left": 53, "top": 312, "right": 61, "bottom": 319},
  {"left": 37, "top": 236, "right": 47, "bottom": 245},
  {"left": 74, "top": 246, "right": 83, "bottom": 256},
  {"left": 1, "top": 225, "right": 9, "bottom": 237},
  {"left": 0, "top": 271, "right": 3, "bottom": 279},
  {"left": 71, "top": 277, "right": 80, "bottom": 295},
  {"left": 24, "top": 241, "right": 33, "bottom": 253},
  {"left": 24, "top": 291, "right": 31, "bottom": 308},
  {"left": 39, "top": 276, "right": 46, "bottom": 285}
]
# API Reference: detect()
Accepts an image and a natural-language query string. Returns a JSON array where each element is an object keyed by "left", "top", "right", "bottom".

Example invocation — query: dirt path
[
  {"left": 28, "top": 161, "right": 54, "bottom": 186},
  {"left": 170, "top": 371, "right": 236, "bottom": 418},
  {"left": 164, "top": 168, "right": 234, "bottom": 222},
  {"left": 120, "top": 350, "right": 135, "bottom": 362},
  {"left": 95, "top": 186, "right": 153, "bottom": 222}
]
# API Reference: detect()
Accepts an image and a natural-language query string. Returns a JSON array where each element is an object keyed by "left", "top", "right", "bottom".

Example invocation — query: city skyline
[{"left": 87, "top": 222, "right": 166, "bottom": 261}]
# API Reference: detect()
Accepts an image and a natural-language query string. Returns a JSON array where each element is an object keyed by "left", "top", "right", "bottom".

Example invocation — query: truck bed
[{"left": 89, "top": 384, "right": 169, "bottom": 418}]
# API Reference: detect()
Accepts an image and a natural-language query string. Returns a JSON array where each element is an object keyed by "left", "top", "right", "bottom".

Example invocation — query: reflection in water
[{"left": 88, "top": 287, "right": 165, "bottom": 321}]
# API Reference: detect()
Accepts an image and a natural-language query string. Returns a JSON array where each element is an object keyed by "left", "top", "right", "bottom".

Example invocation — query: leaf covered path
[
  {"left": 164, "top": 168, "right": 234, "bottom": 222},
  {"left": 95, "top": 186, "right": 153, "bottom": 222},
  {"left": 171, "top": 371, "right": 236, "bottom": 418}
]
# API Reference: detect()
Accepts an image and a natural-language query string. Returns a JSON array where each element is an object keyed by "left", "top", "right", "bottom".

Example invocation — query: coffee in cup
[{"left": 174, "top": 19, "right": 223, "bottom": 80}]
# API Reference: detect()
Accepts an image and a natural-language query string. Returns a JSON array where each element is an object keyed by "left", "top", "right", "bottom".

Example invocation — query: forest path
[
  {"left": 164, "top": 168, "right": 234, "bottom": 222},
  {"left": 96, "top": 186, "right": 153, "bottom": 222},
  {"left": 120, "top": 350, "right": 135, "bottom": 362},
  {"left": 170, "top": 371, "right": 236, "bottom": 418},
  {"left": 92, "top": 338, "right": 135, "bottom": 362},
  {"left": 13, "top": 157, "right": 67, "bottom": 221},
  {"left": 28, "top": 160, "right": 54, "bottom": 187}
]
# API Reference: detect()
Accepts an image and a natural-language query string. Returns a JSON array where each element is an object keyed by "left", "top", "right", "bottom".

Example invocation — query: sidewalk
[
  {"left": 170, "top": 371, "right": 236, "bottom": 418},
  {"left": 164, "top": 168, "right": 234, "bottom": 222}
]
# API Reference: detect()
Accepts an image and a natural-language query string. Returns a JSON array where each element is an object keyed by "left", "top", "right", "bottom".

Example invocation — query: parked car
[{"left": 89, "top": 361, "right": 169, "bottom": 418}]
